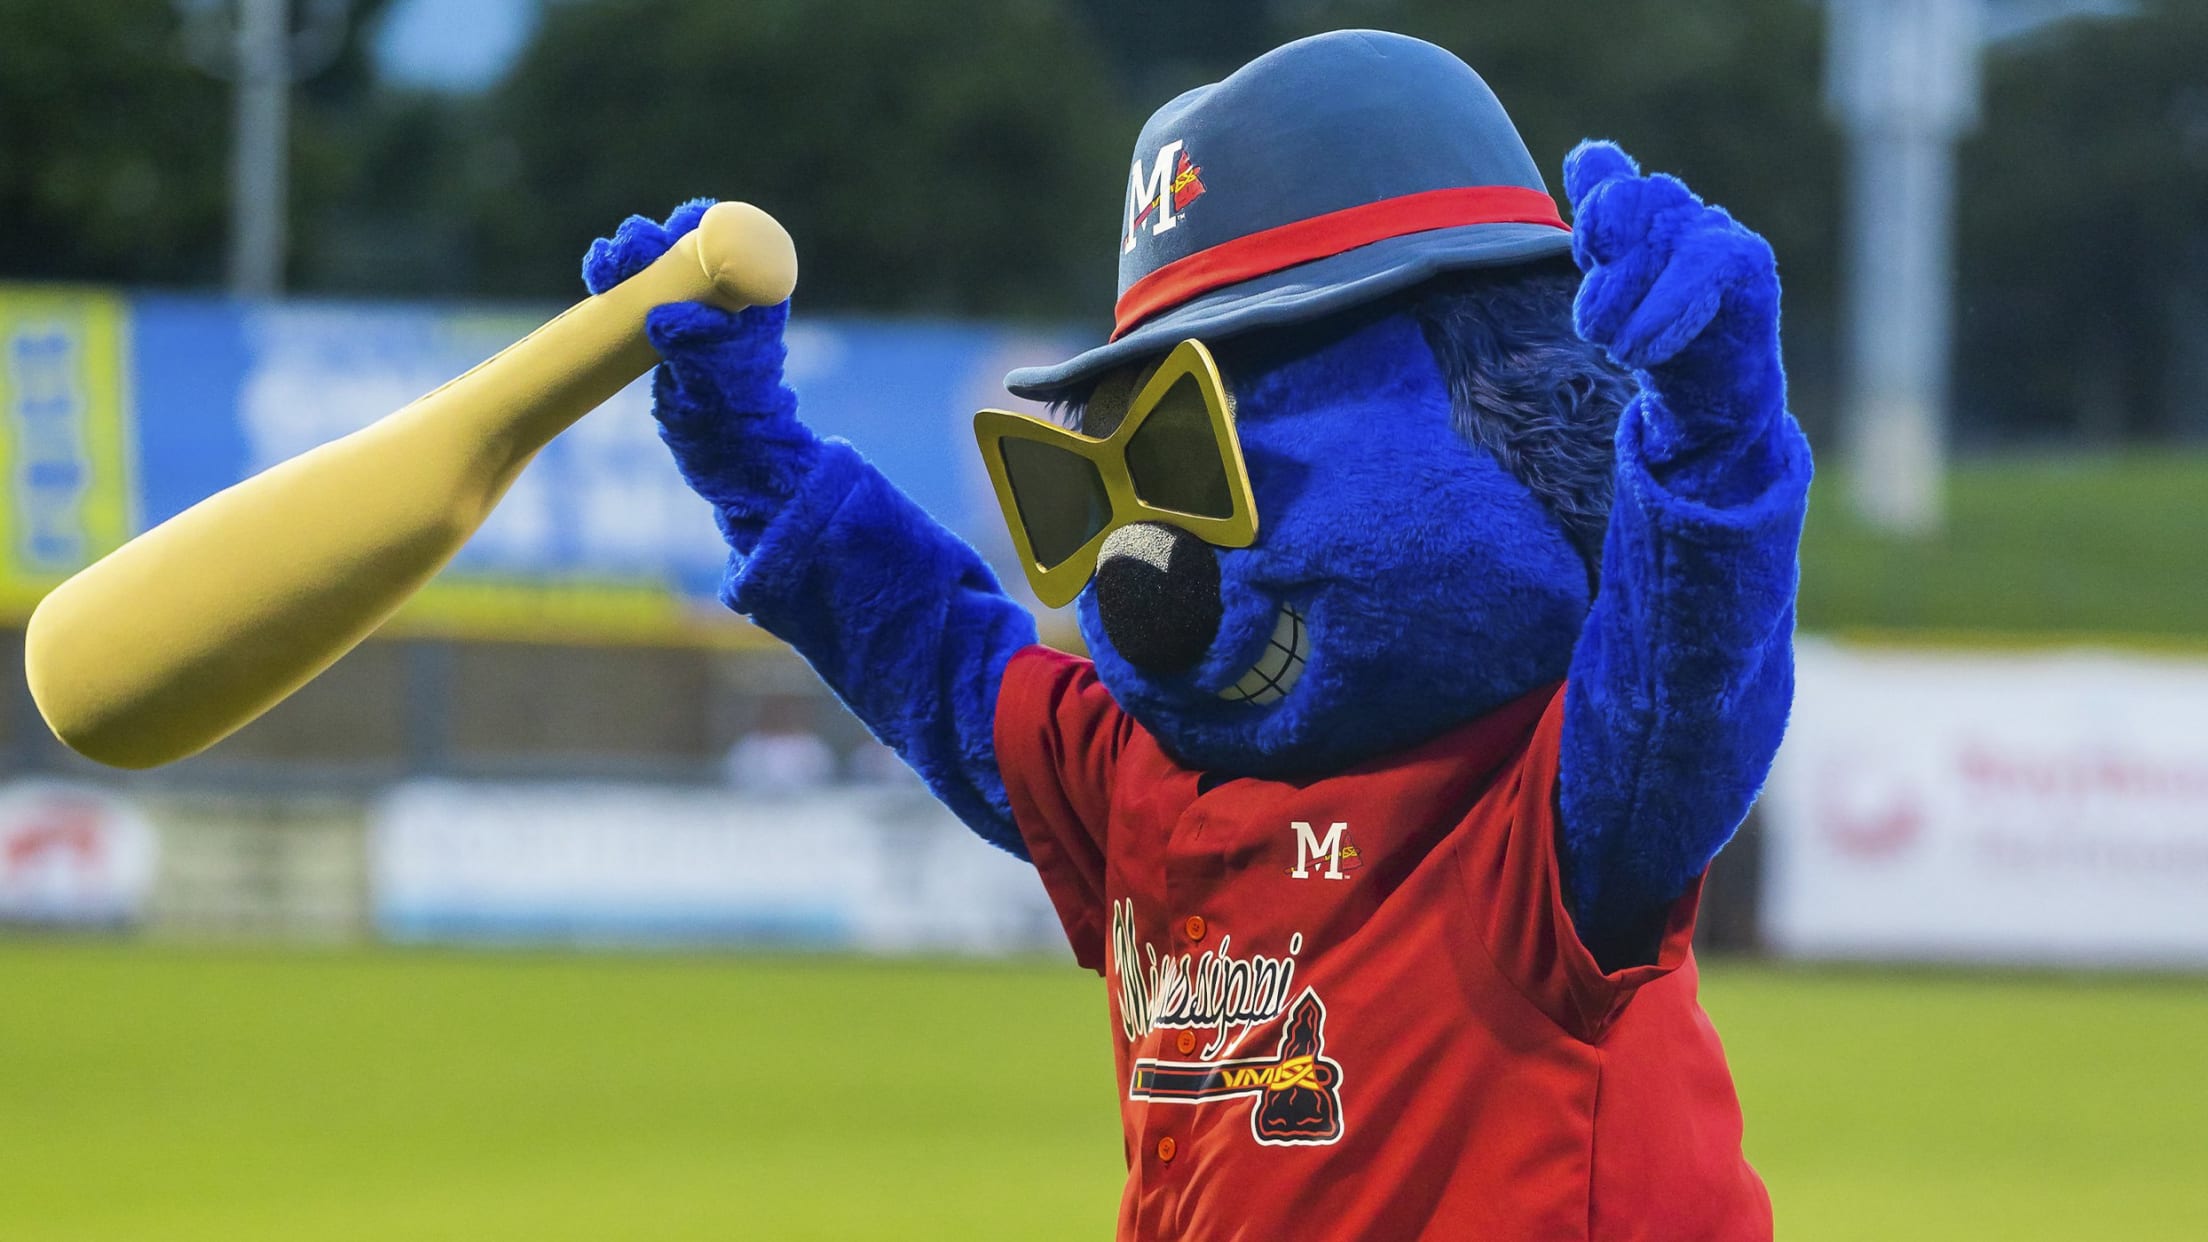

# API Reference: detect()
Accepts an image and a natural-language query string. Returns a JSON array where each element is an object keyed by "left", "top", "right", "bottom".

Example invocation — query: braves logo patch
[{"left": 1129, "top": 988, "right": 1345, "bottom": 1146}]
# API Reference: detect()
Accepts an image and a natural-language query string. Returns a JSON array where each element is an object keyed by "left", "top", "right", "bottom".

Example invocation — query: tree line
[{"left": 2, "top": 0, "right": 2202, "bottom": 444}]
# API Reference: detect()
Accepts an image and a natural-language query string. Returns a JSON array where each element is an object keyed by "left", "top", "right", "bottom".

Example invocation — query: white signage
[
  {"left": 1763, "top": 641, "right": 2208, "bottom": 966},
  {"left": 0, "top": 782, "right": 158, "bottom": 925},
  {"left": 371, "top": 781, "right": 1061, "bottom": 954}
]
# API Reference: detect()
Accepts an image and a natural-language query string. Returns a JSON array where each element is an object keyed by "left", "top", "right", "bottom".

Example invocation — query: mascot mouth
[{"left": 1217, "top": 602, "right": 1309, "bottom": 706}]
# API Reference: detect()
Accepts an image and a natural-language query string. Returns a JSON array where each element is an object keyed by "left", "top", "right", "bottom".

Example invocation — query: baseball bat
[{"left": 24, "top": 201, "right": 797, "bottom": 770}]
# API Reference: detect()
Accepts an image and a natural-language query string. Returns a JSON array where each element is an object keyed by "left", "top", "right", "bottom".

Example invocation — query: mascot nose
[{"left": 1094, "top": 523, "right": 1223, "bottom": 675}]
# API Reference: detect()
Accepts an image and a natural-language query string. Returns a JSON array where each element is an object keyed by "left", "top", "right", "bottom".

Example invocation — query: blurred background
[{"left": 3, "top": 0, "right": 2206, "bottom": 1238}]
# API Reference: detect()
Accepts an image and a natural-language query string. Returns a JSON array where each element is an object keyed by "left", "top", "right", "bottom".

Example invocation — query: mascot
[{"left": 586, "top": 30, "right": 1805, "bottom": 1241}]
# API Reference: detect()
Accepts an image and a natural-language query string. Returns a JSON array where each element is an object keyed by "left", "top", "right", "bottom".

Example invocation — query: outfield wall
[
  {"left": 8, "top": 639, "right": 2207, "bottom": 967},
  {"left": 0, "top": 774, "right": 1065, "bottom": 954}
]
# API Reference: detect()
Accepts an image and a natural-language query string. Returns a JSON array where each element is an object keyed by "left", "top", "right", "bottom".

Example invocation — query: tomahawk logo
[
  {"left": 1127, "top": 987, "right": 1345, "bottom": 1146},
  {"left": 1291, "top": 821, "right": 1352, "bottom": 880},
  {"left": 1122, "top": 140, "right": 1205, "bottom": 253}
]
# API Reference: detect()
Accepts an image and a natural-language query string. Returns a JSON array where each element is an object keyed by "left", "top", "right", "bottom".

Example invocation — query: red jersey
[{"left": 994, "top": 645, "right": 1771, "bottom": 1241}]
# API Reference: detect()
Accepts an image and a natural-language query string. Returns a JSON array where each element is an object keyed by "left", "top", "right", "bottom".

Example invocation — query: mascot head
[{"left": 979, "top": 31, "right": 1632, "bottom": 778}]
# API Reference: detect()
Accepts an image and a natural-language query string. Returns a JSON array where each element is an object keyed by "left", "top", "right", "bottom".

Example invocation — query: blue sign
[{"left": 4, "top": 282, "right": 1081, "bottom": 643}]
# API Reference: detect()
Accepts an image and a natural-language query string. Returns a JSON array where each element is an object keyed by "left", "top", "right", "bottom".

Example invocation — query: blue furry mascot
[{"left": 589, "top": 31, "right": 1804, "bottom": 1242}]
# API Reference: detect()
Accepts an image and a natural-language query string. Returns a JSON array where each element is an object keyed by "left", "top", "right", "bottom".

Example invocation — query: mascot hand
[
  {"left": 584, "top": 201, "right": 819, "bottom": 546},
  {"left": 1561, "top": 141, "right": 1782, "bottom": 434}
]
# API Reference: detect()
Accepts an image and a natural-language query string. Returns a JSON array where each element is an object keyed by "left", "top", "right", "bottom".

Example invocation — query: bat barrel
[{"left": 25, "top": 203, "right": 796, "bottom": 768}]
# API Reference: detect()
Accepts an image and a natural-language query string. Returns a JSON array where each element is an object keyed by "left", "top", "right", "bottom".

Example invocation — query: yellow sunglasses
[{"left": 974, "top": 339, "right": 1258, "bottom": 608}]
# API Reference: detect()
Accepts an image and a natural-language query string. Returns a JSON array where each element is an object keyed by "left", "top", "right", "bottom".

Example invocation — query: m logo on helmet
[{"left": 1123, "top": 140, "right": 1205, "bottom": 253}]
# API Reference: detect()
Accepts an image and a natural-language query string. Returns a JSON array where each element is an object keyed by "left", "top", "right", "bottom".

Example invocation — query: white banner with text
[
  {"left": 371, "top": 781, "right": 1064, "bottom": 955},
  {"left": 1763, "top": 641, "right": 2208, "bottom": 966}
]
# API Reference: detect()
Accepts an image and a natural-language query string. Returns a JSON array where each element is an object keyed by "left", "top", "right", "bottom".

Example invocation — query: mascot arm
[
  {"left": 586, "top": 204, "right": 1039, "bottom": 857},
  {"left": 1551, "top": 143, "right": 1813, "bottom": 967}
]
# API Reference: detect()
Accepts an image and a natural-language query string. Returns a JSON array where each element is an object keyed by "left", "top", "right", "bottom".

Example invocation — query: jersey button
[
  {"left": 1176, "top": 1029, "right": 1197, "bottom": 1055},
  {"left": 1156, "top": 1136, "right": 1177, "bottom": 1164},
  {"left": 1183, "top": 915, "right": 1206, "bottom": 942}
]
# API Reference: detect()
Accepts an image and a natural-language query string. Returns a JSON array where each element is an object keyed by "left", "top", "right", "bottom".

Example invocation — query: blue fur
[
  {"left": 1075, "top": 310, "right": 1592, "bottom": 779},
  {"left": 584, "top": 199, "right": 719, "bottom": 296},
  {"left": 602, "top": 137, "right": 1810, "bottom": 968},
  {"left": 1410, "top": 263, "right": 1635, "bottom": 570},
  {"left": 727, "top": 438, "right": 1037, "bottom": 854},
  {"left": 585, "top": 205, "right": 1036, "bottom": 856},
  {"left": 1554, "top": 140, "right": 1810, "bottom": 962}
]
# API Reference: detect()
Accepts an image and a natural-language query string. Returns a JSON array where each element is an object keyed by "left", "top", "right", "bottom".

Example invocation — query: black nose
[{"left": 1093, "top": 523, "right": 1223, "bottom": 675}]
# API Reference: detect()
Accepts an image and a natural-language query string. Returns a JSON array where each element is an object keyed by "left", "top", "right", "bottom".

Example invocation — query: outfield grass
[
  {"left": 1797, "top": 453, "right": 2208, "bottom": 642},
  {"left": 1707, "top": 967, "right": 2208, "bottom": 1240},
  {"left": 2, "top": 944, "right": 2204, "bottom": 1240}
]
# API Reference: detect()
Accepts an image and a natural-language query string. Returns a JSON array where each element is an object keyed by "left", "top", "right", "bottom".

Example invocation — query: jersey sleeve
[
  {"left": 993, "top": 644, "right": 1135, "bottom": 973},
  {"left": 1461, "top": 684, "right": 1704, "bottom": 1043}
]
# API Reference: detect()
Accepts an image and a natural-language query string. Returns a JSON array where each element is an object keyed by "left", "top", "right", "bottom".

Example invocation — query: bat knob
[{"left": 695, "top": 201, "right": 798, "bottom": 308}]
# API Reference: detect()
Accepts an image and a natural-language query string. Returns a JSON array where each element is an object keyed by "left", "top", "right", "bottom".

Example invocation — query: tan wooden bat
[{"left": 25, "top": 201, "right": 797, "bottom": 769}]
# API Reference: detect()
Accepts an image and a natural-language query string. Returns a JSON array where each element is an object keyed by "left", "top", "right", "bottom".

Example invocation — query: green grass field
[
  {"left": 1797, "top": 453, "right": 2208, "bottom": 642},
  {"left": 3, "top": 944, "right": 2204, "bottom": 1240}
]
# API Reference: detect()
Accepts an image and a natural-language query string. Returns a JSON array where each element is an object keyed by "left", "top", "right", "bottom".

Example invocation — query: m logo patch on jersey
[
  {"left": 1128, "top": 988, "right": 1345, "bottom": 1146},
  {"left": 1123, "top": 141, "right": 1206, "bottom": 253},
  {"left": 1290, "top": 820, "right": 1361, "bottom": 879}
]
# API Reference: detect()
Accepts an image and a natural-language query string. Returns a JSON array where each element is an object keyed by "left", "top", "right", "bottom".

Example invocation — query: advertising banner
[
  {"left": 371, "top": 780, "right": 1063, "bottom": 954},
  {"left": 0, "top": 781, "right": 159, "bottom": 926},
  {"left": 1762, "top": 641, "right": 2208, "bottom": 966},
  {"left": 0, "top": 287, "right": 136, "bottom": 619}
]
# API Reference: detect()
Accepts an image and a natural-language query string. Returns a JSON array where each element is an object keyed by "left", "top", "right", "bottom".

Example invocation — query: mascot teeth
[{"left": 1218, "top": 603, "right": 1308, "bottom": 706}]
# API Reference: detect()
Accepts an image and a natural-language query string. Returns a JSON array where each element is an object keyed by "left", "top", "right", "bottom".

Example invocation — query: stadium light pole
[
  {"left": 1826, "top": 0, "right": 1984, "bottom": 536},
  {"left": 228, "top": 0, "right": 290, "bottom": 298},
  {"left": 179, "top": 0, "right": 356, "bottom": 298}
]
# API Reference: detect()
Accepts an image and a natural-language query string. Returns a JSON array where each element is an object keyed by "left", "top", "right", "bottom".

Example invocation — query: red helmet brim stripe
[{"left": 1110, "top": 185, "right": 1569, "bottom": 342}]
